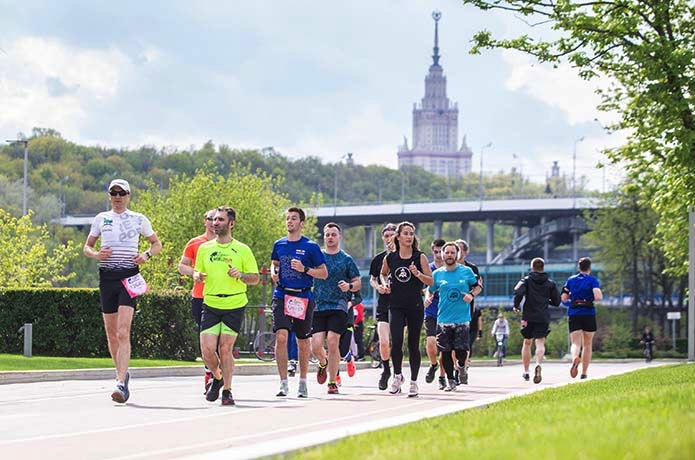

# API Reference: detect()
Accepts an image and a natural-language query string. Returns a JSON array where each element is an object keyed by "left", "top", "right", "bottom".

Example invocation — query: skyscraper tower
[{"left": 397, "top": 11, "right": 473, "bottom": 177}]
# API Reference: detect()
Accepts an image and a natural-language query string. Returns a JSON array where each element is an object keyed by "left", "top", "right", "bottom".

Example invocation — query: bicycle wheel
[
  {"left": 254, "top": 331, "right": 276, "bottom": 361},
  {"left": 497, "top": 344, "right": 504, "bottom": 366}
]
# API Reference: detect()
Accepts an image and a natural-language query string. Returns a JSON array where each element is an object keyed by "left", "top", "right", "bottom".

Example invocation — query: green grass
[
  {"left": 285, "top": 364, "right": 695, "bottom": 460},
  {"left": 0, "top": 354, "right": 266, "bottom": 371}
]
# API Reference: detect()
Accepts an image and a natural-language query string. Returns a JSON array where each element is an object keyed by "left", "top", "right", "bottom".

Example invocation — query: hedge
[{"left": 0, "top": 288, "right": 199, "bottom": 360}]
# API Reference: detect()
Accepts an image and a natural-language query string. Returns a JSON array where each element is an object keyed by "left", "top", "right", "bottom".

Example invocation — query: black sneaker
[
  {"left": 206, "top": 377, "right": 224, "bottom": 402},
  {"left": 221, "top": 389, "right": 235, "bottom": 406},
  {"left": 522, "top": 373, "right": 530, "bottom": 382},
  {"left": 378, "top": 369, "right": 391, "bottom": 391},
  {"left": 438, "top": 376, "right": 447, "bottom": 390},
  {"left": 425, "top": 363, "right": 438, "bottom": 384}
]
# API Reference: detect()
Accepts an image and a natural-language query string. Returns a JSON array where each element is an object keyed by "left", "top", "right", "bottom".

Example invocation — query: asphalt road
[{"left": 0, "top": 360, "right": 659, "bottom": 460}]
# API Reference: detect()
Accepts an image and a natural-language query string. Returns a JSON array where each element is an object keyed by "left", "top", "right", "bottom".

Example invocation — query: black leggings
[
  {"left": 389, "top": 306, "right": 424, "bottom": 380},
  {"left": 441, "top": 350, "right": 467, "bottom": 380}
]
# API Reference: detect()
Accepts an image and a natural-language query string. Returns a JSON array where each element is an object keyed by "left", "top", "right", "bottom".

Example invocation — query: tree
[
  {"left": 463, "top": 0, "right": 695, "bottom": 274},
  {"left": 0, "top": 210, "right": 77, "bottom": 287},
  {"left": 132, "top": 168, "right": 300, "bottom": 306}
]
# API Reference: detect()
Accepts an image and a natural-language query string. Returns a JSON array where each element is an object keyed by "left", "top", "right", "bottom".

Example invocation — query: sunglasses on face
[{"left": 109, "top": 190, "right": 129, "bottom": 196}]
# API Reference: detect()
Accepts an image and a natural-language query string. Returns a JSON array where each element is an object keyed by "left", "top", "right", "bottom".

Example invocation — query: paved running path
[{"left": 0, "top": 361, "right": 660, "bottom": 459}]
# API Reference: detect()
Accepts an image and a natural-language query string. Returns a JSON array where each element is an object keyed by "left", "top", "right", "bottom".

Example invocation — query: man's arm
[{"left": 178, "top": 255, "right": 194, "bottom": 276}]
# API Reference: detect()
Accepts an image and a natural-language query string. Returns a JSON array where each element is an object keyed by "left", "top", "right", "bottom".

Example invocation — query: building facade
[{"left": 397, "top": 11, "right": 473, "bottom": 177}]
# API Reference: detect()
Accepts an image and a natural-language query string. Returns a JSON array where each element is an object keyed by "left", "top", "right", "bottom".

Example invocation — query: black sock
[{"left": 383, "top": 359, "right": 391, "bottom": 373}]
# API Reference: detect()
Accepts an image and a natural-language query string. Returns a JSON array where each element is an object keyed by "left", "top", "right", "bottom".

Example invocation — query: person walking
[
  {"left": 513, "top": 257, "right": 561, "bottom": 384},
  {"left": 369, "top": 223, "right": 397, "bottom": 390},
  {"left": 193, "top": 206, "right": 259, "bottom": 406},
  {"left": 562, "top": 257, "right": 603, "bottom": 379},
  {"left": 270, "top": 207, "right": 328, "bottom": 398},
  {"left": 83, "top": 179, "right": 161, "bottom": 403},
  {"left": 380, "top": 221, "right": 433, "bottom": 397},
  {"left": 426, "top": 242, "right": 479, "bottom": 392},
  {"left": 178, "top": 208, "right": 217, "bottom": 390},
  {"left": 311, "top": 223, "right": 361, "bottom": 394}
]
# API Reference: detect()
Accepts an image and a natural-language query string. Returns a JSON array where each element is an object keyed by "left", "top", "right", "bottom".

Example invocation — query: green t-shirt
[{"left": 194, "top": 238, "right": 259, "bottom": 310}]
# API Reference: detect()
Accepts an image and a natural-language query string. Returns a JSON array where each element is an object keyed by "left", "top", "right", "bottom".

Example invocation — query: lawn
[{"left": 286, "top": 364, "right": 695, "bottom": 460}]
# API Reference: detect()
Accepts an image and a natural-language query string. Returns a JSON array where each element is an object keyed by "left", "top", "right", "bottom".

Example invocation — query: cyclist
[
  {"left": 640, "top": 326, "right": 655, "bottom": 362},
  {"left": 490, "top": 312, "right": 510, "bottom": 359}
]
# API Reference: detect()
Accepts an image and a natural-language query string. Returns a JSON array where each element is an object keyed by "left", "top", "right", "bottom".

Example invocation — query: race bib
[
  {"left": 284, "top": 295, "right": 309, "bottom": 320},
  {"left": 121, "top": 273, "right": 149, "bottom": 298}
]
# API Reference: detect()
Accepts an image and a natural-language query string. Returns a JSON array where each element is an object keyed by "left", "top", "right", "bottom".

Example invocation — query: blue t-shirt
[
  {"left": 424, "top": 261, "right": 440, "bottom": 318},
  {"left": 271, "top": 236, "right": 326, "bottom": 300},
  {"left": 564, "top": 272, "right": 600, "bottom": 317},
  {"left": 429, "top": 264, "right": 478, "bottom": 324},
  {"left": 314, "top": 250, "right": 360, "bottom": 312}
]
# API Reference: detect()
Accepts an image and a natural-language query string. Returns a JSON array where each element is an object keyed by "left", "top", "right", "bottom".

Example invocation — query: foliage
[
  {"left": 463, "top": 0, "right": 695, "bottom": 275},
  {"left": 0, "top": 209, "right": 77, "bottom": 287},
  {"left": 0, "top": 288, "right": 198, "bottom": 360},
  {"left": 132, "top": 168, "right": 295, "bottom": 305}
]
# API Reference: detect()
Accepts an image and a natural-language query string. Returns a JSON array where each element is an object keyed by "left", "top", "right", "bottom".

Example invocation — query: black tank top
[{"left": 386, "top": 249, "right": 424, "bottom": 308}]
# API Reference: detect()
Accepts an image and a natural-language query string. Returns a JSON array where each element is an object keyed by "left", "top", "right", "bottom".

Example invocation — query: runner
[
  {"left": 83, "top": 179, "right": 161, "bottom": 403},
  {"left": 455, "top": 239, "right": 483, "bottom": 385},
  {"left": 369, "top": 223, "right": 397, "bottom": 390},
  {"left": 380, "top": 221, "right": 433, "bottom": 397},
  {"left": 424, "top": 238, "right": 445, "bottom": 387},
  {"left": 426, "top": 242, "right": 479, "bottom": 391},
  {"left": 562, "top": 257, "right": 603, "bottom": 379},
  {"left": 270, "top": 207, "right": 328, "bottom": 398},
  {"left": 193, "top": 206, "right": 259, "bottom": 406},
  {"left": 178, "top": 208, "right": 217, "bottom": 390},
  {"left": 513, "top": 257, "right": 561, "bottom": 384},
  {"left": 311, "top": 223, "right": 361, "bottom": 394}
]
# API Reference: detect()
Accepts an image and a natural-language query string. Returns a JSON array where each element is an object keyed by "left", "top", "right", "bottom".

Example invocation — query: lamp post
[
  {"left": 6, "top": 138, "right": 29, "bottom": 216},
  {"left": 572, "top": 136, "right": 584, "bottom": 207},
  {"left": 478, "top": 142, "right": 492, "bottom": 207}
]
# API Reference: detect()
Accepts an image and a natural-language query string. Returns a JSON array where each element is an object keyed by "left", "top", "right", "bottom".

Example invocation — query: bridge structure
[{"left": 54, "top": 196, "right": 605, "bottom": 265}]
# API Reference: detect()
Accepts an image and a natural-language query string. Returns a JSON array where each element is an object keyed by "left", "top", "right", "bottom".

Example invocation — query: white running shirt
[{"left": 89, "top": 209, "right": 154, "bottom": 270}]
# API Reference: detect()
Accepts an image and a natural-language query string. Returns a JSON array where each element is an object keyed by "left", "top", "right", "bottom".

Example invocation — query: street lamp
[
  {"left": 572, "top": 136, "right": 584, "bottom": 207},
  {"left": 478, "top": 142, "right": 492, "bottom": 206},
  {"left": 6, "top": 138, "right": 29, "bottom": 216}
]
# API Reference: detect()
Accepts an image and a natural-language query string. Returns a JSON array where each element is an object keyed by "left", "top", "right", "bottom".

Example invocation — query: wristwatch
[
  {"left": 145, "top": 250, "right": 153, "bottom": 260},
  {"left": 303, "top": 266, "right": 310, "bottom": 274}
]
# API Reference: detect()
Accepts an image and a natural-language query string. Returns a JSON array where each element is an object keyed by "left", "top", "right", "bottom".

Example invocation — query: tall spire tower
[{"left": 397, "top": 10, "right": 473, "bottom": 177}]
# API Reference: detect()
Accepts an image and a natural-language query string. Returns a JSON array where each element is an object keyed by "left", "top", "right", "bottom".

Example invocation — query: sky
[{"left": 0, "top": 1, "right": 627, "bottom": 191}]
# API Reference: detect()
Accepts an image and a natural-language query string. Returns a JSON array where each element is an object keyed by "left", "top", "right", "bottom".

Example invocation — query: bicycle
[
  {"left": 641, "top": 339, "right": 654, "bottom": 362},
  {"left": 366, "top": 324, "right": 382, "bottom": 369},
  {"left": 253, "top": 330, "right": 276, "bottom": 361},
  {"left": 495, "top": 332, "right": 506, "bottom": 367}
]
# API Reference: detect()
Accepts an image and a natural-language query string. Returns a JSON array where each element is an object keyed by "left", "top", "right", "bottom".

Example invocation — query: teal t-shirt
[
  {"left": 429, "top": 264, "right": 478, "bottom": 323},
  {"left": 313, "top": 250, "right": 360, "bottom": 312}
]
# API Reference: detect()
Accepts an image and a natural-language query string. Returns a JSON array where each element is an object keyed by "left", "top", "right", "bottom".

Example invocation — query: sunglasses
[{"left": 109, "top": 190, "right": 129, "bottom": 196}]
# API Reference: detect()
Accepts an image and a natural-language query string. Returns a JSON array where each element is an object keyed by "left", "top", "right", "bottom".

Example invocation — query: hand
[
  {"left": 424, "top": 296, "right": 432, "bottom": 307},
  {"left": 290, "top": 258, "right": 305, "bottom": 273},
  {"left": 133, "top": 253, "right": 149, "bottom": 265},
  {"left": 338, "top": 280, "right": 350, "bottom": 292},
  {"left": 193, "top": 272, "right": 207, "bottom": 283},
  {"left": 96, "top": 246, "right": 112, "bottom": 261},
  {"left": 408, "top": 262, "right": 419, "bottom": 276},
  {"left": 513, "top": 307, "right": 520, "bottom": 313},
  {"left": 227, "top": 265, "right": 241, "bottom": 279}
]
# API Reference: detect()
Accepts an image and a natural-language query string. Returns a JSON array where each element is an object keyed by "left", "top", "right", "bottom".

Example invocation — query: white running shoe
[
  {"left": 389, "top": 374, "right": 404, "bottom": 394},
  {"left": 407, "top": 381, "right": 419, "bottom": 397}
]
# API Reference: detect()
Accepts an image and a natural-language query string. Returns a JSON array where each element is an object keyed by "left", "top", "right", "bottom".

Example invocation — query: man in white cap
[{"left": 83, "top": 179, "right": 162, "bottom": 403}]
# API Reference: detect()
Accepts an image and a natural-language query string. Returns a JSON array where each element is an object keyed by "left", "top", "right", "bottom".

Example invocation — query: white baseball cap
[{"left": 108, "top": 179, "right": 131, "bottom": 193}]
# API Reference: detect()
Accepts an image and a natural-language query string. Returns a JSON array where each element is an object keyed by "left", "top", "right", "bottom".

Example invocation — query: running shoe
[
  {"left": 378, "top": 369, "right": 391, "bottom": 391},
  {"left": 407, "top": 381, "right": 418, "bottom": 398},
  {"left": 533, "top": 365, "right": 542, "bottom": 384},
  {"left": 111, "top": 383, "right": 128, "bottom": 403},
  {"left": 460, "top": 366, "right": 469, "bottom": 385},
  {"left": 425, "top": 363, "right": 438, "bottom": 384},
  {"left": 221, "top": 389, "right": 235, "bottom": 406},
  {"left": 206, "top": 376, "right": 224, "bottom": 401},
  {"left": 522, "top": 373, "right": 530, "bottom": 382},
  {"left": 327, "top": 383, "right": 339, "bottom": 394},
  {"left": 346, "top": 356, "right": 356, "bottom": 377},
  {"left": 276, "top": 381, "right": 289, "bottom": 397},
  {"left": 570, "top": 357, "right": 580, "bottom": 378},
  {"left": 389, "top": 374, "right": 404, "bottom": 394},
  {"left": 580, "top": 374, "right": 588, "bottom": 380},
  {"left": 316, "top": 361, "right": 328, "bottom": 385},
  {"left": 438, "top": 376, "right": 447, "bottom": 390},
  {"left": 297, "top": 380, "right": 309, "bottom": 398},
  {"left": 445, "top": 379, "right": 457, "bottom": 392},
  {"left": 204, "top": 369, "right": 212, "bottom": 394}
]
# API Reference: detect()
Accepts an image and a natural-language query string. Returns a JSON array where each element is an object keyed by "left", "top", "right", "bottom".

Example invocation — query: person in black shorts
[
  {"left": 369, "top": 223, "right": 396, "bottom": 390},
  {"left": 513, "top": 257, "right": 561, "bottom": 384}
]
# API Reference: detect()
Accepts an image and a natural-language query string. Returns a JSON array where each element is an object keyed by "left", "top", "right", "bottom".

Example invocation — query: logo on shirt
[
  {"left": 448, "top": 290, "right": 462, "bottom": 302},
  {"left": 295, "top": 249, "right": 306, "bottom": 256},
  {"left": 394, "top": 266, "right": 411, "bottom": 283},
  {"left": 209, "top": 251, "right": 233, "bottom": 264}
]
